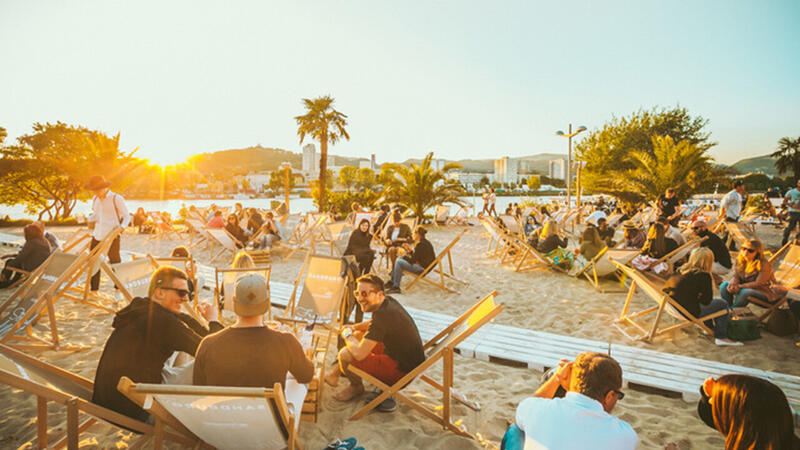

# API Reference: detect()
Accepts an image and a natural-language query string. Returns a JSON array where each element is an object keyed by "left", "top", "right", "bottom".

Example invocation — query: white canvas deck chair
[
  {"left": 0, "top": 252, "right": 92, "bottom": 351},
  {"left": 280, "top": 215, "right": 328, "bottom": 260},
  {"left": 446, "top": 204, "right": 472, "bottom": 225},
  {"left": 434, "top": 205, "right": 451, "bottom": 227},
  {"left": 348, "top": 292, "right": 504, "bottom": 440},
  {"left": 184, "top": 218, "right": 213, "bottom": 248},
  {"left": 723, "top": 221, "right": 759, "bottom": 250},
  {"left": 118, "top": 376, "right": 306, "bottom": 450},
  {"left": 215, "top": 265, "right": 272, "bottom": 318},
  {"left": 100, "top": 257, "right": 160, "bottom": 305},
  {"left": 611, "top": 262, "right": 727, "bottom": 342},
  {"left": 283, "top": 253, "right": 349, "bottom": 422},
  {"left": 574, "top": 248, "right": 639, "bottom": 293},
  {"left": 0, "top": 344, "right": 195, "bottom": 450},
  {"left": 318, "top": 221, "right": 352, "bottom": 256},
  {"left": 498, "top": 214, "right": 523, "bottom": 238},
  {"left": 206, "top": 228, "right": 242, "bottom": 264},
  {"left": 480, "top": 217, "right": 512, "bottom": 259},
  {"left": 147, "top": 212, "right": 183, "bottom": 240},
  {"left": 402, "top": 229, "right": 468, "bottom": 294}
]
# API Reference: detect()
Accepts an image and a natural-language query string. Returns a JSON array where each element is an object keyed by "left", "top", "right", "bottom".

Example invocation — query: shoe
[
  {"left": 384, "top": 280, "right": 394, "bottom": 289},
  {"left": 385, "top": 287, "right": 401, "bottom": 295},
  {"left": 366, "top": 391, "right": 398, "bottom": 412},
  {"left": 324, "top": 438, "right": 357, "bottom": 450},
  {"left": 715, "top": 338, "right": 744, "bottom": 346}
]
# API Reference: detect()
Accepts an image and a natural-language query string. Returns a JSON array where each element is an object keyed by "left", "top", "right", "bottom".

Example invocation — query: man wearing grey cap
[{"left": 193, "top": 273, "right": 314, "bottom": 389}]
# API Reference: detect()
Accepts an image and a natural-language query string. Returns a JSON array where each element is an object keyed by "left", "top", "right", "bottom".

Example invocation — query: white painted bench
[{"left": 0, "top": 232, "right": 23, "bottom": 248}]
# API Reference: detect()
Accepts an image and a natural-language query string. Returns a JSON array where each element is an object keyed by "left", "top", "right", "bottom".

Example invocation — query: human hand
[
  {"left": 702, "top": 377, "right": 715, "bottom": 398},
  {"left": 727, "top": 283, "right": 739, "bottom": 294},
  {"left": 555, "top": 359, "right": 572, "bottom": 389},
  {"left": 200, "top": 302, "right": 219, "bottom": 322}
]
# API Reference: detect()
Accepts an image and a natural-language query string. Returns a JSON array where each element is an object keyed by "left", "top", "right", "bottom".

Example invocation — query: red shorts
[{"left": 351, "top": 342, "right": 407, "bottom": 386}]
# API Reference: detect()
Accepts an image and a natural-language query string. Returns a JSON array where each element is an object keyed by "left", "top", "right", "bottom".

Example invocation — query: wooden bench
[{"left": 0, "top": 232, "right": 23, "bottom": 248}]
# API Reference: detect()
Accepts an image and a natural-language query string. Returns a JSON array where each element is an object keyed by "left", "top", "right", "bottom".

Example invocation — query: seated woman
[
  {"left": 663, "top": 248, "right": 740, "bottom": 346},
  {"left": 720, "top": 239, "right": 787, "bottom": 308},
  {"left": 344, "top": 219, "right": 375, "bottom": 275},
  {"left": 523, "top": 216, "right": 541, "bottom": 247},
  {"left": 697, "top": 375, "right": 799, "bottom": 449},
  {"left": 132, "top": 207, "right": 148, "bottom": 232},
  {"left": 641, "top": 222, "right": 678, "bottom": 260},
  {"left": 536, "top": 220, "right": 568, "bottom": 254},
  {"left": 596, "top": 218, "right": 616, "bottom": 247},
  {"left": 225, "top": 214, "right": 248, "bottom": 248},
  {"left": 579, "top": 223, "right": 605, "bottom": 261},
  {"left": 255, "top": 211, "right": 282, "bottom": 249},
  {"left": 621, "top": 221, "right": 646, "bottom": 249},
  {"left": 206, "top": 210, "right": 225, "bottom": 228},
  {"left": 385, "top": 226, "right": 435, "bottom": 294},
  {"left": 0, "top": 224, "right": 52, "bottom": 289}
]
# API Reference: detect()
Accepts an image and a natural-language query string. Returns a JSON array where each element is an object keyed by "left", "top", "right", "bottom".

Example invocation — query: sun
[{"left": 146, "top": 153, "right": 185, "bottom": 168}]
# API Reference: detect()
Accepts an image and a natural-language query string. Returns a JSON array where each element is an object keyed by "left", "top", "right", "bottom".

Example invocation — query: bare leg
[{"left": 332, "top": 347, "right": 365, "bottom": 401}]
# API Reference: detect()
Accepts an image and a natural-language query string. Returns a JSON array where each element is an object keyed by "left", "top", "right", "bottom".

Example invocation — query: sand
[{"left": 1, "top": 222, "right": 797, "bottom": 449}]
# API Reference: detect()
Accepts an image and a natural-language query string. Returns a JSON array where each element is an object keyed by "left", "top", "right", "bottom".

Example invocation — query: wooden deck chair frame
[
  {"left": 506, "top": 235, "right": 552, "bottom": 273},
  {"left": 118, "top": 377, "right": 300, "bottom": 450},
  {"left": 74, "top": 227, "right": 128, "bottom": 309},
  {"left": 446, "top": 205, "right": 470, "bottom": 226},
  {"left": 402, "top": 229, "right": 468, "bottom": 294},
  {"left": 184, "top": 218, "right": 212, "bottom": 249},
  {"left": 737, "top": 240, "right": 800, "bottom": 323},
  {"left": 281, "top": 215, "right": 328, "bottom": 260},
  {"left": 206, "top": 228, "right": 242, "bottom": 264},
  {"left": 0, "top": 344, "right": 196, "bottom": 450},
  {"left": 573, "top": 247, "right": 639, "bottom": 293},
  {"left": 61, "top": 228, "right": 93, "bottom": 254},
  {"left": 723, "top": 221, "right": 758, "bottom": 250},
  {"left": 147, "top": 212, "right": 183, "bottom": 241},
  {"left": 433, "top": 205, "right": 451, "bottom": 227},
  {"left": 348, "top": 291, "right": 504, "bottom": 439},
  {"left": 0, "top": 252, "right": 92, "bottom": 351},
  {"left": 214, "top": 266, "right": 273, "bottom": 320},
  {"left": 611, "top": 261, "right": 727, "bottom": 342},
  {"left": 99, "top": 257, "right": 160, "bottom": 306},
  {"left": 480, "top": 218, "right": 513, "bottom": 260}
]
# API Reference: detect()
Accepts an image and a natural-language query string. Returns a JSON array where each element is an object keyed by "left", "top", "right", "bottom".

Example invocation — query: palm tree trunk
[{"left": 318, "top": 132, "right": 328, "bottom": 212}]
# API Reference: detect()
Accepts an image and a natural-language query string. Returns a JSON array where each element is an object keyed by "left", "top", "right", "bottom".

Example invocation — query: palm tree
[
  {"left": 771, "top": 136, "right": 800, "bottom": 182},
  {"left": 382, "top": 152, "right": 466, "bottom": 220},
  {"left": 295, "top": 96, "right": 349, "bottom": 211},
  {"left": 606, "top": 135, "right": 712, "bottom": 204}
]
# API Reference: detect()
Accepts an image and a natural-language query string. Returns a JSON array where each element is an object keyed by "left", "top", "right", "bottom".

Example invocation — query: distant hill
[
  {"left": 730, "top": 154, "right": 778, "bottom": 176},
  {"left": 401, "top": 153, "right": 566, "bottom": 174},
  {"left": 187, "top": 145, "right": 366, "bottom": 175}
]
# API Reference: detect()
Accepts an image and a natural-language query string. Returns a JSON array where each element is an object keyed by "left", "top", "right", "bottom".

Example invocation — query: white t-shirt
[
  {"left": 89, "top": 191, "right": 130, "bottom": 241},
  {"left": 721, "top": 190, "right": 742, "bottom": 220},
  {"left": 489, "top": 192, "right": 497, "bottom": 205},
  {"left": 516, "top": 392, "right": 638, "bottom": 450}
]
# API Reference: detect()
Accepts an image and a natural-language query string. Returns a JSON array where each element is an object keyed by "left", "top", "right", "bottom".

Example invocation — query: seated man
[
  {"left": 385, "top": 226, "right": 435, "bottom": 294},
  {"left": 193, "top": 273, "right": 314, "bottom": 388},
  {"left": 512, "top": 352, "right": 638, "bottom": 450},
  {"left": 691, "top": 218, "right": 732, "bottom": 277},
  {"left": 324, "top": 274, "right": 425, "bottom": 411},
  {"left": 596, "top": 217, "right": 616, "bottom": 247},
  {"left": 92, "top": 266, "right": 222, "bottom": 422},
  {"left": 621, "top": 221, "right": 646, "bottom": 249},
  {"left": 257, "top": 211, "right": 282, "bottom": 249},
  {"left": 384, "top": 212, "right": 412, "bottom": 268}
]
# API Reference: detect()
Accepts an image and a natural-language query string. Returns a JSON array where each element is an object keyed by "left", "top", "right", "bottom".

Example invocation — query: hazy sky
[{"left": 1, "top": 1, "right": 798, "bottom": 166}]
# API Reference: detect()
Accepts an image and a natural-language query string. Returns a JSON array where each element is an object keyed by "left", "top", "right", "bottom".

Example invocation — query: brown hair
[
  {"left": 711, "top": 375, "right": 797, "bottom": 450},
  {"left": 357, "top": 273, "right": 384, "bottom": 292},
  {"left": 643, "top": 222, "right": 667, "bottom": 256},
  {"left": 232, "top": 251, "right": 255, "bottom": 269},
  {"left": 148, "top": 266, "right": 188, "bottom": 297},
  {"left": 23, "top": 223, "right": 44, "bottom": 241},
  {"left": 170, "top": 246, "right": 190, "bottom": 258},
  {"left": 569, "top": 352, "right": 623, "bottom": 402}
]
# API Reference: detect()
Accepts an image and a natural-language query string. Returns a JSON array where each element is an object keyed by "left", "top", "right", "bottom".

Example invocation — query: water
[{"left": 1, "top": 194, "right": 582, "bottom": 220}]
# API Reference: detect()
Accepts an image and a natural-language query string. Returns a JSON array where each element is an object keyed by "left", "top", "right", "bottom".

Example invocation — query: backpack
[{"left": 765, "top": 308, "right": 798, "bottom": 337}]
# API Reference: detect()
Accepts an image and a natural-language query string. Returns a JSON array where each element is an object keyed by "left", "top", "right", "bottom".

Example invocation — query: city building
[
  {"left": 359, "top": 160, "right": 371, "bottom": 169},
  {"left": 494, "top": 156, "right": 518, "bottom": 184},
  {"left": 549, "top": 159, "right": 566, "bottom": 180},
  {"left": 302, "top": 144, "right": 317, "bottom": 178},
  {"left": 370, "top": 154, "right": 377, "bottom": 170}
]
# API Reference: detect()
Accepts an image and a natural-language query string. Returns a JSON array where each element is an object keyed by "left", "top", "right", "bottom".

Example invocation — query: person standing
[
  {"left": 488, "top": 188, "right": 498, "bottom": 217},
  {"left": 782, "top": 179, "right": 800, "bottom": 246},
  {"left": 85, "top": 175, "right": 129, "bottom": 293},
  {"left": 656, "top": 187, "right": 682, "bottom": 226},
  {"left": 481, "top": 187, "right": 490, "bottom": 216},
  {"left": 719, "top": 180, "right": 746, "bottom": 250}
]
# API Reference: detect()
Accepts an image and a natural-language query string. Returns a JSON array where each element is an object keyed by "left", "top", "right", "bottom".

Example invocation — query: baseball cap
[{"left": 234, "top": 273, "right": 269, "bottom": 316}]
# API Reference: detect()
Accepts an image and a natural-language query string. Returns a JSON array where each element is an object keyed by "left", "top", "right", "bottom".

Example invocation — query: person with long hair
[
  {"left": 0, "top": 224, "right": 51, "bottom": 289},
  {"left": 344, "top": 218, "right": 376, "bottom": 274},
  {"left": 720, "top": 239, "right": 787, "bottom": 307},
  {"left": 641, "top": 222, "right": 678, "bottom": 259},
  {"left": 579, "top": 222, "right": 605, "bottom": 260},
  {"left": 697, "top": 374, "right": 800, "bottom": 449},
  {"left": 225, "top": 214, "right": 247, "bottom": 248},
  {"left": 662, "top": 248, "right": 740, "bottom": 346},
  {"left": 537, "top": 220, "right": 568, "bottom": 254}
]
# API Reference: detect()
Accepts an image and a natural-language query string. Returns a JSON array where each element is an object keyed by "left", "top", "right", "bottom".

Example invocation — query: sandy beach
[{"left": 1, "top": 222, "right": 797, "bottom": 449}]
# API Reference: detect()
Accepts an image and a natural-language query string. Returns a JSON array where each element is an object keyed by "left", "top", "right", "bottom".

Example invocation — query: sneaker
[
  {"left": 715, "top": 338, "right": 744, "bottom": 346},
  {"left": 385, "top": 287, "right": 401, "bottom": 295},
  {"left": 377, "top": 396, "right": 397, "bottom": 412},
  {"left": 324, "top": 437, "right": 357, "bottom": 450}
]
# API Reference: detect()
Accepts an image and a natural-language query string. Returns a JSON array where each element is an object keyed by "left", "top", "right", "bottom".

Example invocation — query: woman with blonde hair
[
  {"left": 536, "top": 219, "right": 568, "bottom": 254},
  {"left": 231, "top": 251, "right": 255, "bottom": 269},
  {"left": 641, "top": 222, "right": 678, "bottom": 259},
  {"left": 697, "top": 374, "right": 799, "bottom": 449},
  {"left": 720, "top": 239, "right": 787, "bottom": 307},
  {"left": 663, "top": 247, "right": 740, "bottom": 346}
]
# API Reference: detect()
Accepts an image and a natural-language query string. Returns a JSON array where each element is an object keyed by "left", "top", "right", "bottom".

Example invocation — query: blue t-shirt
[{"left": 785, "top": 188, "right": 800, "bottom": 213}]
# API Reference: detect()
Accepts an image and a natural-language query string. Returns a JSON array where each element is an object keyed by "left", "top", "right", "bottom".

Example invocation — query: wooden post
[
  {"left": 284, "top": 164, "right": 291, "bottom": 213},
  {"left": 37, "top": 397, "right": 47, "bottom": 449},
  {"left": 66, "top": 398, "right": 79, "bottom": 450}
]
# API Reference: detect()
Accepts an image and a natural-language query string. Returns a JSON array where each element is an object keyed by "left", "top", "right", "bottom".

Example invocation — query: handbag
[
  {"left": 727, "top": 307, "right": 760, "bottom": 341},
  {"left": 765, "top": 308, "right": 798, "bottom": 337}
]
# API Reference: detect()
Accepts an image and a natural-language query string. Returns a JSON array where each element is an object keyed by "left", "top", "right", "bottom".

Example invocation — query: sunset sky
[{"left": 1, "top": 0, "right": 798, "bottom": 167}]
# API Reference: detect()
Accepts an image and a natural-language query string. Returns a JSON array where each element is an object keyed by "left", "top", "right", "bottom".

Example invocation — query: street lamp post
[
  {"left": 282, "top": 162, "right": 292, "bottom": 213},
  {"left": 555, "top": 124, "right": 587, "bottom": 212}
]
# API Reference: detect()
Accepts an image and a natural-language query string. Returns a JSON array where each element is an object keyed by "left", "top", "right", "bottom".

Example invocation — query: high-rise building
[
  {"left": 549, "top": 159, "right": 566, "bottom": 180},
  {"left": 370, "top": 154, "right": 377, "bottom": 170},
  {"left": 302, "top": 144, "right": 317, "bottom": 177},
  {"left": 494, "top": 157, "right": 518, "bottom": 184}
]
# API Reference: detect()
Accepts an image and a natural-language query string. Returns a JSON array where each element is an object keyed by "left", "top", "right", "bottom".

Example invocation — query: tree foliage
[
  {"left": 527, "top": 175, "right": 541, "bottom": 191},
  {"left": 295, "top": 96, "right": 349, "bottom": 211},
  {"left": 356, "top": 167, "right": 377, "bottom": 191},
  {"left": 268, "top": 167, "right": 296, "bottom": 192},
  {"left": 0, "top": 122, "right": 140, "bottom": 220},
  {"left": 382, "top": 152, "right": 466, "bottom": 219},
  {"left": 575, "top": 106, "right": 717, "bottom": 205},
  {"left": 338, "top": 166, "right": 358, "bottom": 190},
  {"left": 771, "top": 136, "right": 800, "bottom": 182}
]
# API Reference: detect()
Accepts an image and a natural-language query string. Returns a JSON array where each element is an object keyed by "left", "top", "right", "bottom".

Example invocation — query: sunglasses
[
  {"left": 358, "top": 289, "right": 378, "bottom": 297},
  {"left": 691, "top": 226, "right": 703, "bottom": 231},
  {"left": 742, "top": 248, "right": 756, "bottom": 254},
  {"left": 160, "top": 286, "right": 191, "bottom": 298},
  {"left": 613, "top": 390, "right": 625, "bottom": 400}
]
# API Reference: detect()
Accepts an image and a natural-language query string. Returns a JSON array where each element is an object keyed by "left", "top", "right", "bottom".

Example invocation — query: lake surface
[{"left": 2, "top": 194, "right": 587, "bottom": 220}]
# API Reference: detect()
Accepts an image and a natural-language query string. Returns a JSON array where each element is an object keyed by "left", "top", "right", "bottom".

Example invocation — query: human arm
[
  {"left": 286, "top": 334, "right": 315, "bottom": 383},
  {"left": 534, "top": 360, "right": 571, "bottom": 398},
  {"left": 739, "top": 263, "right": 773, "bottom": 290},
  {"left": 341, "top": 330, "right": 379, "bottom": 362},
  {"left": 115, "top": 194, "right": 131, "bottom": 228}
]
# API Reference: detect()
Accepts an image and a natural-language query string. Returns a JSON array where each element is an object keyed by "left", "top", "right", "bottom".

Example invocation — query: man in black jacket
[
  {"left": 691, "top": 218, "right": 732, "bottom": 277},
  {"left": 92, "top": 266, "right": 223, "bottom": 422},
  {"left": 383, "top": 212, "right": 413, "bottom": 269},
  {"left": 386, "top": 226, "right": 435, "bottom": 294}
]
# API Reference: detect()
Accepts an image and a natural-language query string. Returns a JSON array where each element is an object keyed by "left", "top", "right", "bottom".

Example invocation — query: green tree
[
  {"left": 479, "top": 175, "right": 490, "bottom": 186},
  {"left": 295, "top": 96, "right": 349, "bottom": 211},
  {"left": 382, "top": 152, "right": 466, "bottom": 219},
  {"left": 310, "top": 169, "right": 335, "bottom": 210},
  {"left": 0, "top": 122, "right": 140, "bottom": 220},
  {"left": 268, "top": 168, "right": 296, "bottom": 192},
  {"left": 575, "top": 106, "right": 716, "bottom": 205},
  {"left": 356, "top": 167, "right": 377, "bottom": 191},
  {"left": 0, "top": 126, "right": 6, "bottom": 145},
  {"left": 338, "top": 166, "right": 358, "bottom": 191},
  {"left": 771, "top": 136, "right": 800, "bottom": 182},
  {"left": 527, "top": 175, "right": 541, "bottom": 191}
]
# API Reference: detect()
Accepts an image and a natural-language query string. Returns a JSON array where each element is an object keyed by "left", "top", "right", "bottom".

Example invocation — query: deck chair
[
  {"left": 206, "top": 228, "right": 242, "bottom": 263},
  {"left": 348, "top": 292, "right": 504, "bottom": 439},
  {"left": 100, "top": 257, "right": 160, "bottom": 305},
  {"left": 215, "top": 266, "right": 272, "bottom": 318},
  {"left": 498, "top": 214, "right": 523, "bottom": 238},
  {"left": 279, "top": 215, "right": 328, "bottom": 260},
  {"left": 724, "top": 221, "right": 759, "bottom": 250},
  {"left": 61, "top": 228, "right": 93, "bottom": 254},
  {"left": 118, "top": 376, "right": 306, "bottom": 450},
  {"left": 574, "top": 248, "right": 639, "bottom": 293},
  {"left": 480, "top": 217, "right": 513, "bottom": 260},
  {"left": 434, "top": 205, "right": 451, "bottom": 227},
  {"left": 317, "top": 221, "right": 352, "bottom": 256},
  {"left": 0, "top": 344, "right": 195, "bottom": 450},
  {"left": 736, "top": 241, "right": 800, "bottom": 323},
  {"left": 505, "top": 235, "right": 552, "bottom": 272},
  {"left": 611, "top": 261, "right": 728, "bottom": 342},
  {"left": 446, "top": 205, "right": 472, "bottom": 226},
  {"left": 283, "top": 253, "right": 350, "bottom": 422},
  {"left": 184, "top": 218, "right": 213, "bottom": 248},
  {"left": 402, "top": 229, "right": 468, "bottom": 294},
  {"left": 0, "top": 252, "right": 93, "bottom": 351},
  {"left": 147, "top": 212, "right": 183, "bottom": 240}
]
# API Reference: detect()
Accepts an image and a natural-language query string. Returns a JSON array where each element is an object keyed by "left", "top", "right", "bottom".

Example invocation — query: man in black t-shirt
[
  {"left": 691, "top": 218, "right": 732, "bottom": 277},
  {"left": 656, "top": 188, "right": 681, "bottom": 226},
  {"left": 324, "top": 274, "right": 425, "bottom": 408}
]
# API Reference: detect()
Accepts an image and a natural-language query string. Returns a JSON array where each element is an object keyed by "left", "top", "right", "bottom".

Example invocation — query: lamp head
[
  {"left": 555, "top": 130, "right": 565, "bottom": 136},
  {"left": 577, "top": 126, "right": 587, "bottom": 132}
]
